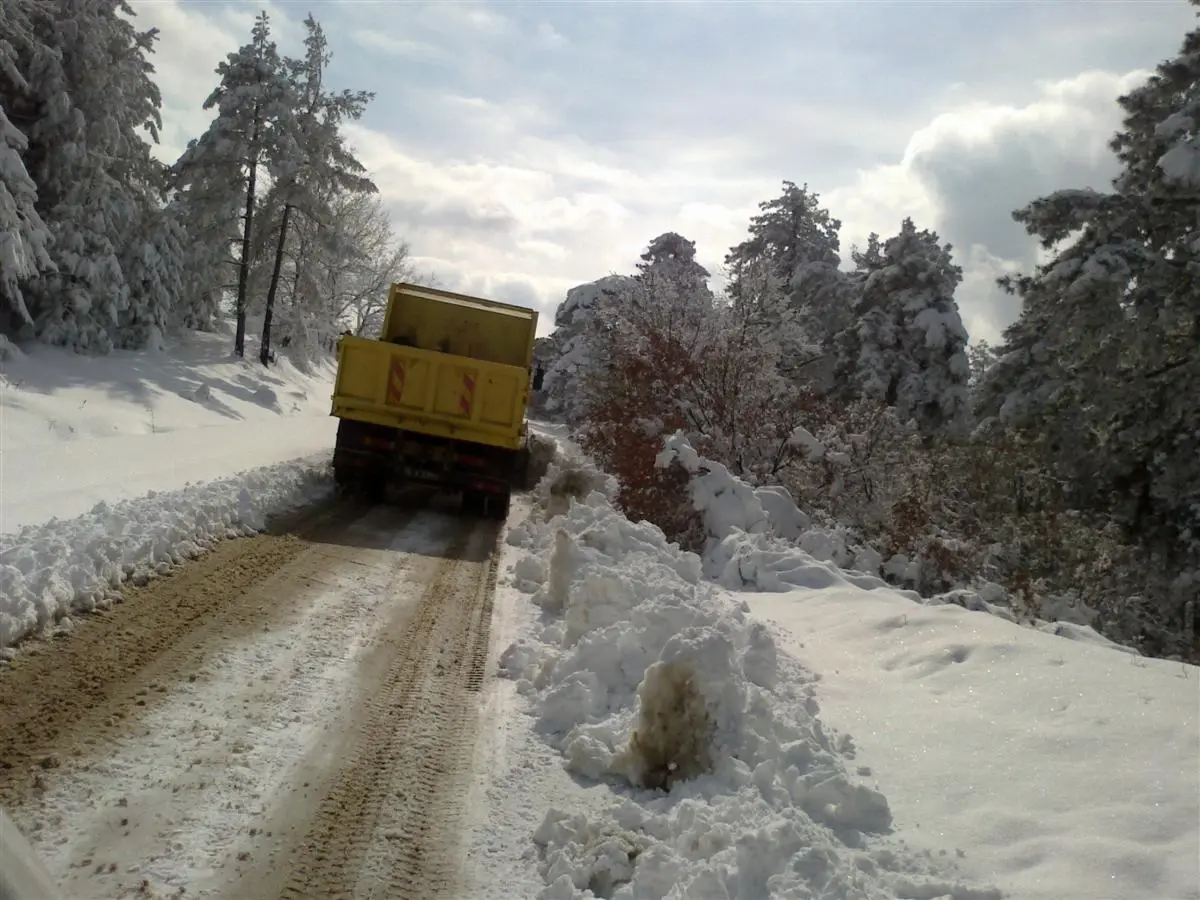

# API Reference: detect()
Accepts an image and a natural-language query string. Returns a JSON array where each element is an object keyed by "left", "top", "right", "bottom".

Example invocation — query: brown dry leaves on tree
[{"left": 577, "top": 329, "right": 705, "bottom": 551}]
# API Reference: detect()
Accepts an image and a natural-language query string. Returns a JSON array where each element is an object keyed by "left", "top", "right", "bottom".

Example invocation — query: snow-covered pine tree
[
  {"left": 725, "top": 181, "right": 852, "bottom": 369},
  {"left": 850, "top": 232, "right": 885, "bottom": 273},
  {"left": 170, "top": 11, "right": 301, "bottom": 358},
  {"left": 164, "top": 191, "right": 228, "bottom": 332},
  {"left": 980, "top": 6, "right": 1200, "bottom": 584},
  {"left": 966, "top": 339, "right": 999, "bottom": 388},
  {"left": 2, "top": 0, "right": 180, "bottom": 351},
  {"left": 0, "top": 100, "right": 51, "bottom": 341},
  {"left": 258, "top": 14, "right": 375, "bottom": 366},
  {"left": 615, "top": 231, "right": 714, "bottom": 350},
  {"left": 636, "top": 232, "right": 712, "bottom": 304},
  {"left": 0, "top": 1, "right": 53, "bottom": 343},
  {"left": 538, "top": 274, "right": 636, "bottom": 424},
  {"left": 836, "top": 218, "right": 971, "bottom": 438}
]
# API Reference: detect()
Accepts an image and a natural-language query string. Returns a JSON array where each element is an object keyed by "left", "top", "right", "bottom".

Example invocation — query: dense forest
[{"left": 533, "top": 7, "right": 1200, "bottom": 662}]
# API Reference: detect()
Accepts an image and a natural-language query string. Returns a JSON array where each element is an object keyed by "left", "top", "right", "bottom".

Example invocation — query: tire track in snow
[
  {"left": 0, "top": 499, "right": 502, "bottom": 899},
  {"left": 275, "top": 520, "right": 501, "bottom": 900},
  {"left": 0, "top": 496, "right": 373, "bottom": 811}
]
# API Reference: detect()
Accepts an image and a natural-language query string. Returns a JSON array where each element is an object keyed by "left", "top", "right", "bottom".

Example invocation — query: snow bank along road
[{"left": 0, "top": 495, "right": 502, "bottom": 899}]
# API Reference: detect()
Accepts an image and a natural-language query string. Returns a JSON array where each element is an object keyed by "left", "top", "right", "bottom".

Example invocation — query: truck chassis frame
[{"left": 332, "top": 417, "right": 528, "bottom": 520}]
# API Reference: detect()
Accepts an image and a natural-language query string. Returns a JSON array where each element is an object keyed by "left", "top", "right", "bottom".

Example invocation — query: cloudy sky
[{"left": 133, "top": 0, "right": 1195, "bottom": 341}]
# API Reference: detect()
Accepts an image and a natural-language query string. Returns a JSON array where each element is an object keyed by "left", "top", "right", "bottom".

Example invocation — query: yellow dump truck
[{"left": 330, "top": 282, "right": 539, "bottom": 519}]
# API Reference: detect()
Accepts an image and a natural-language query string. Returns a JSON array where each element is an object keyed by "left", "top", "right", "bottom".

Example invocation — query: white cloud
[
  {"left": 826, "top": 69, "right": 1153, "bottom": 344},
  {"left": 349, "top": 31, "right": 446, "bottom": 63},
  {"left": 130, "top": 0, "right": 1192, "bottom": 341}
]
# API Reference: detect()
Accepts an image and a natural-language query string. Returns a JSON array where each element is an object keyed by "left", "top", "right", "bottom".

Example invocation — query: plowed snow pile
[
  {"left": 487, "top": 444, "right": 1199, "bottom": 899},
  {"left": 0, "top": 455, "right": 333, "bottom": 647},
  {"left": 501, "top": 470, "right": 1001, "bottom": 899}
]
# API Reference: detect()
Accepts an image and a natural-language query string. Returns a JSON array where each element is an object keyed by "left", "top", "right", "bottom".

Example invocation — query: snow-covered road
[
  {"left": 0, "top": 496, "right": 502, "bottom": 899},
  {"left": 3, "top": 426, "right": 1195, "bottom": 900}
]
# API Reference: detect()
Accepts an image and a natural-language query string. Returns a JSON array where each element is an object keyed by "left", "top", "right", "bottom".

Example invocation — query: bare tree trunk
[
  {"left": 260, "top": 202, "right": 293, "bottom": 366},
  {"left": 234, "top": 138, "right": 260, "bottom": 358}
]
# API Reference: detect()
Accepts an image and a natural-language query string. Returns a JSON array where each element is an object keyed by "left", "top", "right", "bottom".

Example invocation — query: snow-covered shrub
[
  {"left": 575, "top": 332, "right": 704, "bottom": 549},
  {"left": 658, "top": 430, "right": 1184, "bottom": 656}
]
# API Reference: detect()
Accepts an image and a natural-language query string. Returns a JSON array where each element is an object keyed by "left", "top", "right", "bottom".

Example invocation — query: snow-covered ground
[
  {"left": 464, "top": 442, "right": 1200, "bottom": 900},
  {"left": 752, "top": 591, "right": 1198, "bottom": 900},
  {"left": 3, "top": 360, "right": 1196, "bottom": 900},
  {"left": 1, "top": 320, "right": 338, "bottom": 533},
  {"left": 0, "top": 323, "right": 339, "bottom": 648}
]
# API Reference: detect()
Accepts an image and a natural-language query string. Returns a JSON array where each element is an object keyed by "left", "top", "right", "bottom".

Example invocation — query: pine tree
[
  {"left": 622, "top": 232, "right": 713, "bottom": 345},
  {"left": 170, "top": 11, "right": 300, "bottom": 358},
  {"left": 850, "top": 232, "right": 885, "bottom": 272},
  {"left": 0, "top": 100, "right": 51, "bottom": 338},
  {"left": 636, "top": 232, "right": 712, "bottom": 303},
  {"left": 2, "top": 0, "right": 179, "bottom": 351},
  {"left": 836, "top": 218, "right": 971, "bottom": 437},
  {"left": 726, "top": 180, "right": 852, "bottom": 354},
  {"left": 978, "top": 7, "right": 1200, "bottom": 649},
  {"left": 258, "top": 14, "right": 374, "bottom": 366},
  {"left": 0, "top": 0, "right": 53, "bottom": 340}
]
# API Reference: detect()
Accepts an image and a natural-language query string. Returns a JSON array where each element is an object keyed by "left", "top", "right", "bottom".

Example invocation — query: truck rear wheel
[
  {"left": 486, "top": 490, "right": 511, "bottom": 521},
  {"left": 363, "top": 471, "right": 388, "bottom": 504},
  {"left": 461, "top": 490, "right": 483, "bottom": 517}
]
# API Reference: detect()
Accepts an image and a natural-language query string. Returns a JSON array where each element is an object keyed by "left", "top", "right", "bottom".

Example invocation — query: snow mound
[
  {"left": 532, "top": 456, "right": 618, "bottom": 520},
  {"left": 658, "top": 431, "right": 1131, "bottom": 652},
  {"left": 501, "top": 481, "right": 1000, "bottom": 899},
  {"left": 0, "top": 455, "right": 334, "bottom": 648},
  {"left": 656, "top": 433, "right": 895, "bottom": 592},
  {"left": 525, "top": 430, "right": 563, "bottom": 489}
]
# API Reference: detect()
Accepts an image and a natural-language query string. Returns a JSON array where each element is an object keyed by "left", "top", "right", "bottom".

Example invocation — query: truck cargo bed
[{"left": 331, "top": 335, "right": 530, "bottom": 451}]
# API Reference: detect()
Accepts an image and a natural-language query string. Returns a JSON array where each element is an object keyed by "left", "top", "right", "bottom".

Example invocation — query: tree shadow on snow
[{"left": 4, "top": 345, "right": 290, "bottom": 421}]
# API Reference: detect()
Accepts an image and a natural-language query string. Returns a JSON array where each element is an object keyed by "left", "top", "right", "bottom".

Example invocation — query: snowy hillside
[{"left": 1, "top": 319, "right": 338, "bottom": 533}]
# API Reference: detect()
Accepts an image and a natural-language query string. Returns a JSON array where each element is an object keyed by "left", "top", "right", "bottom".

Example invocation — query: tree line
[
  {"left": 535, "top": 4, "right": 1200, "bottom": 662},
  {"left": 0, "top": 1, "right": 415, "bottom": 364}
]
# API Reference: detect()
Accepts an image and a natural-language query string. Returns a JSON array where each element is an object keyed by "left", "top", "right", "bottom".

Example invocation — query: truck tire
[
  {"left": 461, "top": 490, "right": 484, "bottom": 517},
  {"left": 363, "top": 471, "right": 388, "bottom": 504},
  {"left": 486, "top": 490, "right": 511, "bottom": 521}
]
